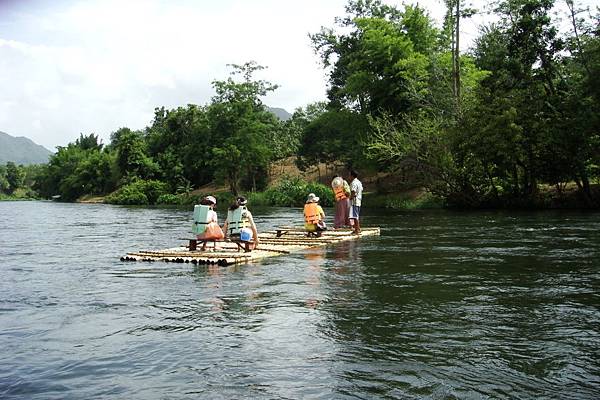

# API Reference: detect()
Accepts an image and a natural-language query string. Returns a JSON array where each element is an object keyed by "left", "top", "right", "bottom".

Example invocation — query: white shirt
[{"left": 351, "top": 178, "right": 363, "bottom": 206}]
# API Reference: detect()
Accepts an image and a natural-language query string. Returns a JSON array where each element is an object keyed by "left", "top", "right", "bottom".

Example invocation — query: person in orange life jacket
[
  {"left": 331, "top": 174, "right": 351, "bottom": 229},
  {"left": 223, "top": 196, "right": 259, "bottom": 250},
  {"left": 195, "top": 195, "right": 225, "bottom": 248},
  {"left": 348, "top": 170, "right": 363, "bottom": 235},
  {"left": 304, "top": 193, "right": 326, "bottom": 237}
]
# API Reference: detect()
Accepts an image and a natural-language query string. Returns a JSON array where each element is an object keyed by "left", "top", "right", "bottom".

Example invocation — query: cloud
[
  {"left": 7, "top": 0, "right": 559, "bottom": 150},
  {"left": 1, "top": 0, "right": 359, "bottom": 149}
]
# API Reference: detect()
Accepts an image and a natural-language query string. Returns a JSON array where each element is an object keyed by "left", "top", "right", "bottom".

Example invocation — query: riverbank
[
  {"left": 61, "top": 159, "right": 599, "bottom": 210},
  {"left": 73, "top": 185, "right": 599, "bottom": 210},
  {"left": 0, "top": 189, "right": 39, "bottom": 201}
]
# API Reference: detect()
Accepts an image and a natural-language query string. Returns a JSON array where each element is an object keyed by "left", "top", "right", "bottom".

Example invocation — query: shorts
[{"left": 350, "top": 205, "right": 361, "bottom": 219}]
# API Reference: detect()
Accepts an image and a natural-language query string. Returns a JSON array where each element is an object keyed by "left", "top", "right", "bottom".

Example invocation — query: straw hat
[{"left": 306, "top": 193, "right": 320, "bottom": 203}]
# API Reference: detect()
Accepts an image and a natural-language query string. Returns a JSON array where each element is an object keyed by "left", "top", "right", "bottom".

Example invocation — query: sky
[{"left": 0, "top": 0, "right": 588, "bottom": 151}]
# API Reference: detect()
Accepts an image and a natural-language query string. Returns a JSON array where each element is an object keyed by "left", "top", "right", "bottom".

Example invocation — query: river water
[{"left": 1, "top": 201, "right": 599, "bottom": 399}]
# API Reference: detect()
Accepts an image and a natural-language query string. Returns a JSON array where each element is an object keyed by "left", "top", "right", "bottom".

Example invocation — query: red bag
[{"left": 201, "top": 222, "right": 224, "bottom": 240}]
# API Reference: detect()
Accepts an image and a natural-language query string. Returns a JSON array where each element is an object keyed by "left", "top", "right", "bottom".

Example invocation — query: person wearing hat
[
  {"left": 195, "top": 195, "right": 224, "bottom": 248},
  {"left": 304, "top": 193, "right": 326, "bottom": 237},
  {"left": 223, "top": 196, "right": 259, "bottom": 251}
]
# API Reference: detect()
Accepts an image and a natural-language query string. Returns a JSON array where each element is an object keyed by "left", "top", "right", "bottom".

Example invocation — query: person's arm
[
  {"left": 222, "top": 220, "right": 229, "bottom": 239},
  {"left": 248, "top": 213, "right": 259, "bottom": 247},
  {"left": 350, "top": 181, "right": 357, "bottom": 200}
]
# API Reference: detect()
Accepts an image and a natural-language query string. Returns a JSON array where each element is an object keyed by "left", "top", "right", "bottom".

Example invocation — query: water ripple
[{"left": 1, "top": 203, "right": 599, "bottom": 398}]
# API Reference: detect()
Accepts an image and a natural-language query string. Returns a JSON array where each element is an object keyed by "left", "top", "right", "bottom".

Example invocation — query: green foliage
[
  {"left": 311, "top": 2, "right": 438, "bottom": 115},
  {"left": 155, "top": 193, "right": 180, "bottom": 205},
  {"left": 26, "top": 1, "right": 600, "bottom": 208},
  {"left": 146, "top": 105, "right": 214, "bottom": 188},
  {"left": 5, "top": 162, "right": 24, "bottom": 194},
  {"left": 439, "top": 0, "right": 600, "bottom": 206},
  {"left": 35, "top": 141, "right": 117, "bottom": 201},
  {"left": 75, "top": 133, "right": 103, "bottom": 151},
  {"left": 0, "top": 165, "right": 8, "bottom": 193},
  {"left": 0, "top": 162, "right": 43, "bottom": 199},
  {"left": 105, "top": 179, "right": 169, "bottom": 205},
  {"left": 111, "top": 128, "right": 158, "bottom": 182},
  {"left": 297, "top": 109, "right": 370, "bottom": 171},
  {"left": 208, "top": 62, "right": 280, "bottom": 194},
  {"left": 259, "top": 177, "right": 334, "bottom": 207}
]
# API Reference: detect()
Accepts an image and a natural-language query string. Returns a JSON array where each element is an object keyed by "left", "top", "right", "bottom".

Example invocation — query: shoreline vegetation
[
  {"left": 1, "top": 1, "right": 599, "bottom": 210},
  {"left": 81, "top": 178, "right": 600, "bottom": 211},
  {"left": 2, "top": 174, "right": 598, "bottom": 211}
]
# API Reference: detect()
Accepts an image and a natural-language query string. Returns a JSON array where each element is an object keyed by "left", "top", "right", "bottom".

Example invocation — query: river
[{"left": 1, "top": 201, "right": 599, "bottom": 399}]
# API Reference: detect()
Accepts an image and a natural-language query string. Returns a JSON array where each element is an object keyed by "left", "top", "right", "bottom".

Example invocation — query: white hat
[
  {"left": 306, "top": 193, "right": 320, "bottom": 203},
  {"left": 204, "top": 195, "right": 217, "bottom": 205}
]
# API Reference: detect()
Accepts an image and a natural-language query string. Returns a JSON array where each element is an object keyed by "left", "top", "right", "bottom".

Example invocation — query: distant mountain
[
  {"left": 267, "top": 107, "right": 292, "bottom": 121},
  {"left": 0, "top": 131, "right": 53, "bottom": 165}
]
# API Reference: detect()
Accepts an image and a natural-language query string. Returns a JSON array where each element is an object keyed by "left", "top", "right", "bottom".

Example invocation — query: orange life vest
[
  {"left": 304, "top": 203, "right": 321, "bottom": 224},
  {"left": 333, "top": 185, "right": 348, "bottom": 201}
]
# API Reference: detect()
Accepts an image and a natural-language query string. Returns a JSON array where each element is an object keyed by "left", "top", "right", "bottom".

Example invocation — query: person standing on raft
[
  {"left": 223, "top": 196, "right": 259, "bottom": 251},
  {"left": 331, "top": 175, "right": 351, "bottom": 229},
  {"left": 348, "top": 170, "right": 363, "bottom": 235},
  {"left": 304, "top": 193, "right": 326, "bottom": 237}
]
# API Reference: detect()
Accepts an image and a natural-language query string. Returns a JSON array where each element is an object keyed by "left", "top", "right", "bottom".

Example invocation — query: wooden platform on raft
[{"left": 120, "top": 227, "right": 380, "bottom": 266}]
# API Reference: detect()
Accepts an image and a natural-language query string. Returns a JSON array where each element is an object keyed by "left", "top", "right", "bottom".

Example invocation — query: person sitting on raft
[
  {"left": 194, "top": 195, "right": 225, "bottom": 250},
  {"left": 304, "top": 193, "right": 326, "bottom": 237},
  {"left": 223, "top": 196, "right": 259, "bottom": 251}
]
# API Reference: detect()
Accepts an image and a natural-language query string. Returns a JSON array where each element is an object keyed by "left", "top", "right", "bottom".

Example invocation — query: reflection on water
[
  {"left": 0, "top": 202, "right": 599, "bottom": 399},
  {"left": 304, "top": 248, "right": 326, "bottom": 309}
]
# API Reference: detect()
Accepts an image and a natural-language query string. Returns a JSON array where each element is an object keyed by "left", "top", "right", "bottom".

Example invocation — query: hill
[
  {"left": 267, "top": 107, "right": 292, "bottom": 121},
  {"left": 0, "top": 131, "right": 53, "bottom": 165}
]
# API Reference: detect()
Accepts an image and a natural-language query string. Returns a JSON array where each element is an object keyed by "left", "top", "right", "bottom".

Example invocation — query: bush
[
  {"left": 247, "top": 191, "right": 268, "bottom": 206},
  {"left": 156, "top": 193, "right": 180, "bottom": 205},
  {"left": 175, "top": 193, "right": 203, "bottom": 206},
  {"left": 105, "top": 179, "right": 169, "bottom": 205},
  {"left": 261, "top": 177, "right": 334, "bottom": 207},
  {"left": 178, "top": 191, "right": 237, "bottom": 208}
]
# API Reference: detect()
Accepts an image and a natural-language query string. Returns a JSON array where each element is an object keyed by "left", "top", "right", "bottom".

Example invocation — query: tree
[
  {"left": 443, "top": 0, "right": 477, "bottom": 112},
  {"left": 145, "top": 105, "right": 214, "bottom": 188},
  {"left": 74, "top": 133, "right": 103, "bottom": 151},
  {"left": 311, "top": 1, "right": 438, "bottom": 115},
  {"left": 0, "top": 165, "right": 9, "bottom": 193},
  {"left": 297, "top": 109, "right": 369, "bottom": 173},
  {"left": 5, "top": 162, "right": 24, "bottom": 194},
  {"left": 207, "top": 62, "right": 280, "bottom": 194},
  {"left": 110, "top": 127, "right": 158, "bottom": 183}
]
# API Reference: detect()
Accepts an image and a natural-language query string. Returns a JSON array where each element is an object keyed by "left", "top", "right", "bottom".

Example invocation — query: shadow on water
[{"left": 1, "top": 202, "right": 599, "bottom": 399}]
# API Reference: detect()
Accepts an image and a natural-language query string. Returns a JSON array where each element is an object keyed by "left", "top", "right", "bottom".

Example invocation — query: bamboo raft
[{"left": 120, "top": 227, "right": 380, "bottom": 266}]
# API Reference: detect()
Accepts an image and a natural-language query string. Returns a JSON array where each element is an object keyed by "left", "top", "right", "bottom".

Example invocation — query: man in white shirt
[{"left": 348, "top": 170, "right": 363, "bottom": 235}]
